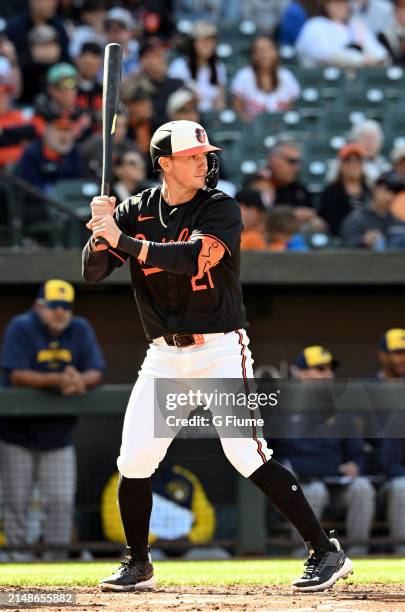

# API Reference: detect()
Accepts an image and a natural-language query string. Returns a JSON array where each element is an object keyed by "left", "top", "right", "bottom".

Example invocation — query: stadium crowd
[{"left": 1, "top": 0, "right": 405, "bottom": 248}]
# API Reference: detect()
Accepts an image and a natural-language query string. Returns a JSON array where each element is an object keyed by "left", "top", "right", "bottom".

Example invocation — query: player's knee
[
  {"left": 349, "top": 477, "right": 375, "bottom": 501},
  {"left": 389, "top": 476, "right": 405, "bottom": 495},
  {"left": 117, "top": 449, "right": 159, "bottom": 478}
]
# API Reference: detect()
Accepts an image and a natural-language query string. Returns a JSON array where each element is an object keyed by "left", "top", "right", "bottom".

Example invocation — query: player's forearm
[
  {"left": 10, "top": 369, "right": 63, "bottom": 389},
  {"left": 117, "top": 234, "right": 201, "bottom": 276},
  {"left": 82, "top": 241, "right": 115, "bottom": 282}
]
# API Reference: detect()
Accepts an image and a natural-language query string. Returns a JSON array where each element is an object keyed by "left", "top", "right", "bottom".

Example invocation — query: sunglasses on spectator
[
  {"left": 54, "top": 78, "right": 77, "bottom": 90},
  {"left": 313, "top": 364, "right": 333, "bottom": 372},
  {"left": 279, "top": 155, "right": 301, "bottom": 165},
  {"left": 123, "top": 158, "right": 141, "bottom": 166},
  {"left": 46, "top": 302, "right": 73, "bottom": 311}
]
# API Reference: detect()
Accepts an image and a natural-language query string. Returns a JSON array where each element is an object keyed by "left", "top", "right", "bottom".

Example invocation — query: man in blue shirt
[
  {"left": 273, "top": 345, "right": 375, "bottom": 557},
  {"left": 0, "top": 279, "right": 105, "bottom": 560}
]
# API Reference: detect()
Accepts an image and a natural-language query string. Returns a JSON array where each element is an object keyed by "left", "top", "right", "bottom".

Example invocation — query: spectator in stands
[
  {"left": 378, "top": 329, "right": 405, "bottom": 554},
  {"left": 273, "top": 345, "right": 375, "bottom": 556},
  {"left": 296, "top": 0, "right": 389, "bottom": 67},
  {"left": 350, "top": 120, "right": 390, "bottom": 184},
  {"left": 21, "top": 24, "right": 62, "bottom": 105},
  {"left": 241, "top": 0, "right": 289, "bottom": 35},
  {"left": 267, "top": 140, "right": 313, "bottom": 212},
  {"left": 135, "top": 37, "right": 184, "bottom": 123},
  {"left": 111, "top": 149, "right": 148, "bottom": 203},
  {"left": 0, "top": 279, "right": 105, "bottom": 560},
  {"left": 79, "top": 107, "right": 132, "bottom": 181},
  {"left": 166, "top": 87, "right": 200, "bottom": 122},
  {"left": 69, "top": 0, "right": 106, "bottom": 59},
  {"left": 266, "top": 205, "right": 308, "bottom": 251},
  {"left": 0, "top": 33, "right": 22, "bottom": 99},
  {"left": 104, "top": 7, "right": 139, "bottom": 80},
  {"left": 101, "top": 462, "right": 220, "bottom": 559},
  {"left": 15, "top": 116, "right": 82, "bottom": 193},
  {"left": 168, "top": 21, "right": 226, "bottom": 112},
  {"left": 352, "top": 0, "right": 395, "bottom": 35},
  {"left": 340, "top": 171, "right": 405, "bottom": 248},
  {"left": 378, "top": 0, "right": 405, "bottom": 64},
  {"left": 131, "top": 0, "right": 176, "bottom": 40},
  {"left": 6, "top": 0, "right": 70, "bottom": 72},
  {"left": 122, "top": 85, "right": 158, "bottom": 177},
  {"left": 0, "top": 59, "right": 38, "bottom": 168},
  {"left": 390, "top": 143, "right": 405, "bottom": 179},
  {"left": 243, "top": 171, "right": 276, "bottom": 209},
  {"left": 231, "top": 35, "right": 301, "bottom": 121},
  {"left": 74, "top": 42, "right": 103, "bottom": 132},
  {"left": 35, "top": 63, "right": 92, "bottom": 141},
  {"left": 174, "top": 0, "right": 240, "bottom": 24},
  {"left": 236, "top": 188, "right": 268, "bottom": 251},
  {"left": 320, "top": 143, "right": 371, "bottom": 237},
  {"left": 279, "top": 0, "right": 320, "bottom": 46}
]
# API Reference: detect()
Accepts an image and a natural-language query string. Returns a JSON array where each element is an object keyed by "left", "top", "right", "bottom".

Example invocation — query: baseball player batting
[{"left": 83, "top": 120, "right": 353, "bottom": 592}]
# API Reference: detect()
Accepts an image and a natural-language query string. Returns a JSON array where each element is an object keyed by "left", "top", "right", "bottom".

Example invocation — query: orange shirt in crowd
[
  {"left": 240, "top": 229, "right": 267, "bottom": 250},
  {"left": 0, "top": 111, "right": 42, "bottom": 167}
]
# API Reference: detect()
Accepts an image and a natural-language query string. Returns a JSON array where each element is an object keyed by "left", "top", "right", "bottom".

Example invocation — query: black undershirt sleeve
[{"left": 117, "top": 233, "right": 203, "bottom": 276}]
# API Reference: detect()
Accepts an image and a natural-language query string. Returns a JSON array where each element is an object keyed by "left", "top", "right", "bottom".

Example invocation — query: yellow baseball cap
[
  {"left": 39, "top": 279, "right": 75, "bottom": 307},
  {"left": 296, "top": 345, "right": 339, "bottom": 369},
  {"left": 379, "top": 328, "right": 405, "bottom": 353}
]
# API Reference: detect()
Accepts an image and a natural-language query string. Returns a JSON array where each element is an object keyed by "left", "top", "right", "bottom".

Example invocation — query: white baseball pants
[{"left": 117, "top": 329, "right": 273, "bottom": 479}]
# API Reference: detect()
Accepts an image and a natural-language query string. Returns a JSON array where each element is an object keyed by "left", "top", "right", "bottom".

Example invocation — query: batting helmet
[{"left": 150, "top": 120, "right": 221, "bottom": 171}]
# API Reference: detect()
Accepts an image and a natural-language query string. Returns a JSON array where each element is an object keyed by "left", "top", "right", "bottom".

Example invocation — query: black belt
[{"left": 163, "top": 333, "right": 197, "bottom": 347}]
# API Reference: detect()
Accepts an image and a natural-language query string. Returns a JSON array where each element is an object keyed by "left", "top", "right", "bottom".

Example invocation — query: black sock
[
  {"left": 118, "top": 475, "right": 152, "bottom": 561},
  {"left": 249, "top": 459, "right": 334, "bottom": 552}
]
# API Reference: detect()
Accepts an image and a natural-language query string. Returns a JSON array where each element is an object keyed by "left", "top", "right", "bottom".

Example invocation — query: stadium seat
[{"left": 51, "top": 179, "right": 99, "bottom": 218}]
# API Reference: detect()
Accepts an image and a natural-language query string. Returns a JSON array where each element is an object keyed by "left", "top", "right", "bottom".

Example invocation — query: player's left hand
[{"left": 88, "top": 215, "right": 122, "bottom": 248}]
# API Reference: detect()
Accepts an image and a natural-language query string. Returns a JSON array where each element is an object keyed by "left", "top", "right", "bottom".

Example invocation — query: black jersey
[{"left": 82, "top": 186, "right": 248, "bottom": 340}]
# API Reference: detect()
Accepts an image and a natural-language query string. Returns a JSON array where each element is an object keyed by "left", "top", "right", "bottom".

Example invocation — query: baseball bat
[{"left": 93, "top": 42, "right": 123, "bottom": 247}]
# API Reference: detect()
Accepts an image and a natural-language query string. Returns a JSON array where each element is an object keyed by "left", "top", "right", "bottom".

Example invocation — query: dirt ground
[{"left": 1, "top": 584, "right": 405, "bottom": 612}]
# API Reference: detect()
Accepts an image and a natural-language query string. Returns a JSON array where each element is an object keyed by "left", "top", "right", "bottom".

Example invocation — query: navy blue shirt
[{"left": 0, "top": 309, "right": 105, "bottom": 450}]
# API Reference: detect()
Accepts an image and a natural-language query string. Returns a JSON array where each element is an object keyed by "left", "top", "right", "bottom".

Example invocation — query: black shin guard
[
  {"left": 118, "top": 475, "right": 153, "bottom": 561},
  {"left": 249, "top": 459, "right": 334, "bottom": 552}
]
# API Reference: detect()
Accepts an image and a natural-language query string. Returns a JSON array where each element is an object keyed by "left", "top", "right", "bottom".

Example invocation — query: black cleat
[
  {"left": 99, "top": 548, "right": 155, "bottom": 592},
  {"left": 291, "top": 532, "right": 353, "bottom": 592}
]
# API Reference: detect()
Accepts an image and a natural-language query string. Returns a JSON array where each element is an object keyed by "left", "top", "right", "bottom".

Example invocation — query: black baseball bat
[{"left": 93, "top": 42, "right": 123, "bottom": 247}]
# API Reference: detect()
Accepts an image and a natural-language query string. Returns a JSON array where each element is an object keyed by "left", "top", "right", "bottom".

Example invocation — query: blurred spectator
[
  {"left": 15, "top": 116, "right": 82, "bottom": 193},
  {"left": 166, "top": 87, "right": 200, "bottom": 122},
  {"left": 241, "top": 0, "right": 289, "bottom": 35},
  {"left": 381, "top": 437, "right": 405, "bottom": 554},
  {"left": 21, "top": 24, "right": 62, "bottom": 104},
  {"left": 274, "top": 345, "right": 375, "bottom": 556},
  {"left": 68, "top": 0, "right": 106, "bottom": 59},
  {"left": 101, "top": 462, "right": 219, "bottom": 559},
  {"left": 35, "top": 63, "right": 92, "bottom": 140},
  {"left": 130, "top": 0, "right": 176, "bottom": 39},
  {"left": 174, "top": 0, "right": 240, "bottom": 23},
  {"left": 390, "top": 143, "right": 405, "bottom": 179},
  {"left": 231, "top": 35, "right": 300, "bottom": 121},
  {"left": 379, "top": 0, "right": 405, "bottom": 65},
  {"left": 111, "top": 149, "right": 148, "bottom": 202},
  {"left": 104, "top": 7, "right": 139, "bottom": 80},
  {"left": 340, "top": 171, "right": 405, "bottom": 248},
  {"left": 136, "top": 37, "right": 184, "bottom": 122},
  {"left": 243, "top": 172, "right": 276, "bottom": 208},
  {"left": 0, "top": 60, "right": 38, "bottom": 168},
  {"left": 267, "top": 140, "right": 313, "bottom": 211},
  {"left": 74, "top": 42, "right": 103, "bottom": 131},
  {"left": 320, "top": 143, "right": 371, "bottom": 237},
  {"left": 266, "top": 205, "right": 307, "bottom": 251},
  {"left": 352, "top": 0, "right": 395, "bottom": 35},
  {"left": 168, "top": 21, "right": 226, "bottom": 111},
  {"left": 79, "top": 107, "right": 133, "bottom": 181},
  {"left": 236, "top": 188, "right": 267, "bottom": 250},
  {"left": 279, "top": 0, "right": 320, "bottom": 46},
  {"left": 0, "top": 279, "right": 105, "bottom": 560},
  {"left": 378, "top": 329, "right": 405, "bottom": 554},
  {"left": 6, "top": 0, "right": 70, "bottom": 72},
  {"left": 122, "top": 85, "right": 157, "bottom": 177},
  {"left": 296, "top": 0, "right": 389, "bottom": 67},
  {"left": 0, "top": 33, "right": 22, "bottom": 99},
  {"left": 349, "top": 120, "right": 389, "bottom": 183}
]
